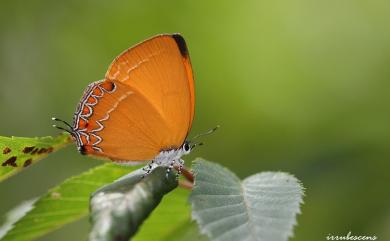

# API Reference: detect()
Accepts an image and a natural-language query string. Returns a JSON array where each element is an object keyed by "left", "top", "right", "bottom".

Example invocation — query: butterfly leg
[
  {"left": 176, "top": 159, "right": 185, "bottom": 179},
  {"left": 141, "top": 160, "right": 155, "bottom": 178},
  {"left": 165, "top": 159, "right": 176, "bottom": 178}
]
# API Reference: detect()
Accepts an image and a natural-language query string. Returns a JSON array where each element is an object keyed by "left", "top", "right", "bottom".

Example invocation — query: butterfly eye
[{"left": 183, "top": 142, "right": 190, "bottom": 152}]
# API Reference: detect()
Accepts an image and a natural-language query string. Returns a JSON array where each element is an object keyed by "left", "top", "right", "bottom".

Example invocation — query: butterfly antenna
[
  {"left": 191, "top": 142, "right": 204, "bottom": 150},
  {"left": 52, "top": 117, "right": 73, "bottom": 129},
  {"left": 52, "top": 124, "right": 73, "bottom": 135},
  {"left": 191, "top": 125, "right": 220, "bottom": 141},
  {"left": 51, "top": 117, "right": 74, "bottom": 135}
]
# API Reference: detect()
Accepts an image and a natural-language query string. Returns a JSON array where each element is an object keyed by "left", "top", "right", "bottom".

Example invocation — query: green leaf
[
  {"left": 160, "top": 221, "right": 209, "bottom": 241},
  {"left": 134, "top": 188, "right": 208, "bottom": 241},
  {"left": 89, "top": 166, "right": 178, "bottom": 241},
  {"left": 0, "top": 133, "right": 72, "bottom": 182},
  {"left": 190, "top": 159, "right": 304, "bottom": 241},
  {"left": 0, "top": 199, "right": 37, "bottom": 239},
  {"left": 0, "top": 163, "right": 137, "bottom": 241}
]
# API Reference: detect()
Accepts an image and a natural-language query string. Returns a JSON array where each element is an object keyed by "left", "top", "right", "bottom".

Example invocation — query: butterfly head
[{"left": 181, "top": 125, "right": 220, "bottom": 154}]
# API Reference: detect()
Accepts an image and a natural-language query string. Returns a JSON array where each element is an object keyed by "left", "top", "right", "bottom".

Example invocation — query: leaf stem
[{"left": 179, "top": 180, "right": 193, "bottom": 190}]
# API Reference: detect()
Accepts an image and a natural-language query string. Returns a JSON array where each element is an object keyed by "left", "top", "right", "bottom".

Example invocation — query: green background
[{"left": 0, "top": 0, "right": 389, "bottom": 240}]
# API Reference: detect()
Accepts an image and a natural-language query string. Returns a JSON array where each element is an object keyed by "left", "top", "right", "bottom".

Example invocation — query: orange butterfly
[{"left": 54, "top": 34, "right": 215, "bottom": 176}]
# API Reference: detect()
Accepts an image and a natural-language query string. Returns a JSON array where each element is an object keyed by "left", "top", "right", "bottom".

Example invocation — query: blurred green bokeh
[{"left": 0, "top": 0, "right": 389, "bottom": 240}]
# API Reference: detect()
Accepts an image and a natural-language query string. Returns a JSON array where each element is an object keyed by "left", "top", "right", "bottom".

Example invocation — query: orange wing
[
  {"left": 72, "top": 34, "right": 195, "bottom": 162},
  {"left": 106, "top": 34, "right": 195, "bottom": 138}
]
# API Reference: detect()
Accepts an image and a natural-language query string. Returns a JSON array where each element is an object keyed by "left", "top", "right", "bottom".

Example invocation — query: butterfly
[{"left": 53, "top": 34, "right": 216, "bottom": 177}]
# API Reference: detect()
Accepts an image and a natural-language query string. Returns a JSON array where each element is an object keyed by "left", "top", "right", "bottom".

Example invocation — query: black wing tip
[{"left": 171, "top": 34, "right": 189, "bottom": 57}]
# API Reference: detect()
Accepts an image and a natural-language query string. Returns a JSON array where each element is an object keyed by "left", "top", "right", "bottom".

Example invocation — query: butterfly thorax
[{"left": 155, "top": 141, "right": 191, "bottom": 166}]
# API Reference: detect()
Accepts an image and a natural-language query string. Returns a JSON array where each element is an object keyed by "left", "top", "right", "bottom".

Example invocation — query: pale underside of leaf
[
  {"left": 190, "top": 159, "right": 304, "bottom": 241},
  {"left": 0, "top": 199, "right": 38, "bottom": 240},
  {"left": 89, "top": 167, "right": 178, "bottom": 241}
]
